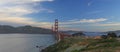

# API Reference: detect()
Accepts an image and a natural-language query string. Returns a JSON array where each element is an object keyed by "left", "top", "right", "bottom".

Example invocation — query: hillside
[
  {"left": 42, "top": 37, "right": 120, "bottom": 52},
  {"left": 0, "top": 25, "right": 52, "bottom": 34}
]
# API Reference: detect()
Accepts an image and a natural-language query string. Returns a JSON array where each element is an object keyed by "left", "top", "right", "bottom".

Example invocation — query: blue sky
[{"left": 0, "top": 0, "right": 120, "bottom": 32}]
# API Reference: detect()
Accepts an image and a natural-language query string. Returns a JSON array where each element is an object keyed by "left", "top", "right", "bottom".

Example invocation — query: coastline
[{"left": 41, "top": 37, "right": 120, "bottom": 52}]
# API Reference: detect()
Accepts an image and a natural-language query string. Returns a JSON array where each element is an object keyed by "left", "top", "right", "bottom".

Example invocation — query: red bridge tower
[{"left": 53, "top": 19, "right": 71, "bottom": 41}]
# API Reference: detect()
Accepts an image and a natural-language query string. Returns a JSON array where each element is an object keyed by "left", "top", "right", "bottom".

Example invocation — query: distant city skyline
[{"left": 0, "top": 0, "right": 120, "bottom": 32}]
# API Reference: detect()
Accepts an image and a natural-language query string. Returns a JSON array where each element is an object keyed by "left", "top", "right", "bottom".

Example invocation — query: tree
[
  {"left": 107, "top": 32, "right": 117, "bottom": 38},
  {"left": 118, "top": 35, "right": 120, "bottom": 38}
]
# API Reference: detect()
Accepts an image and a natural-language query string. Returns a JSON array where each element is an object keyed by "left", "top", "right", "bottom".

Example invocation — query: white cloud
[
  {"left": 94, "top": 23, "right": 120, "bottom": 26},
  {"left": 0, "top": 6, "right": 34, "bottom": 16},
  {"left": 79, "top": 18, "right": 107, "bottom": 23},
  {"left": 0, "top": 0, "right": 54, "bottom": 15},
  {"left": 68, "top": 19, "right": 79, "bottom": 22},
  {"left": 88, "top": 2, "right": 92, "bottom": 6},
  {"left": 60, "top": 18, "right": 107, "bottom": 24},
  {"left": 0, "top": 16, "right": 52, "bottom": 28},
  {"left": 0, "top": 0, "right": 54, "bottom": 28},
  {"left": 0, "top": 0, "right": 54, "bottom": 5}
]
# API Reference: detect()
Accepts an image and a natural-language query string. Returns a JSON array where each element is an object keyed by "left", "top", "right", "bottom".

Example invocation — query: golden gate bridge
[{"left": 52, "top": 19, "right": 72, "bottom": 41}]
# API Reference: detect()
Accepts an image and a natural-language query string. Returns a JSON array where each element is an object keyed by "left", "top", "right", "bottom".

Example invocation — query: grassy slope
[
  {"left": 73, "top": 38, "right": 120, "bottom": 52},
  {"left": 42, "top": 37, "right": 120, "bottom": 52}
]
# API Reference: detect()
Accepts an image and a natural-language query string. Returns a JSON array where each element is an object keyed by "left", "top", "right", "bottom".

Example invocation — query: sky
[{"left": 0, "top": 0, "right": 120, "bottom": 32}]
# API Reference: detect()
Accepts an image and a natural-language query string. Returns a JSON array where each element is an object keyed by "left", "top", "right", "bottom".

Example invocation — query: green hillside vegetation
[{"left": 42, "top": 36, "right": 120, "bottom": 52}]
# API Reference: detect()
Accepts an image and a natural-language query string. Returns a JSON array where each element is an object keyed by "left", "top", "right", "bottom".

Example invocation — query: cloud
[
  {"left": 0, "top": 17, "right": 34, "bottom": 25},
  {"left": 79, "top": 18, "right": 107, "bottom": 23},
  {"left": 0, "top": 6, "right": 35, "bottom": 16},
  {"left": 88, "top": 2, "right": 92, "bottom": 6},
  {"left": 0, "top": 0, "right": 54, "bottom": 15},
  {"left": 0, "top": 0, "right": 54, "bottom": 28},
  {"left": 0, "top": 0, "right": 54, "bottom": 5},
  {"left": 60, "top": 18, "right": 107, "bottom": 25},
  {"left": 0, "top": 16, "right": 52, "bottom": 28},
  {"left": 94, "top": 23, "right": 120, "bottom": 26},
  {"left": 68, "top": 19, "right": 79, "bottom": 22}
]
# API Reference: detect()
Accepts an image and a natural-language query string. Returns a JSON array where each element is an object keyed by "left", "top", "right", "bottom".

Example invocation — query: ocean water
[{"left": 0, "top": 34, "right": 56, "bottom": 52}]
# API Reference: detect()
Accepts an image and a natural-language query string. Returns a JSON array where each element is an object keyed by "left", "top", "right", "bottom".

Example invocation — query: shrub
[
  {"left": 118, "top": 35, "right": 120, "bottom": 38},
  {"left": 107, "top": 32, "right": 117, "bottom": 38},
  {"left": 72, "top": 32, "right": 85, "bottom": 37}
]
